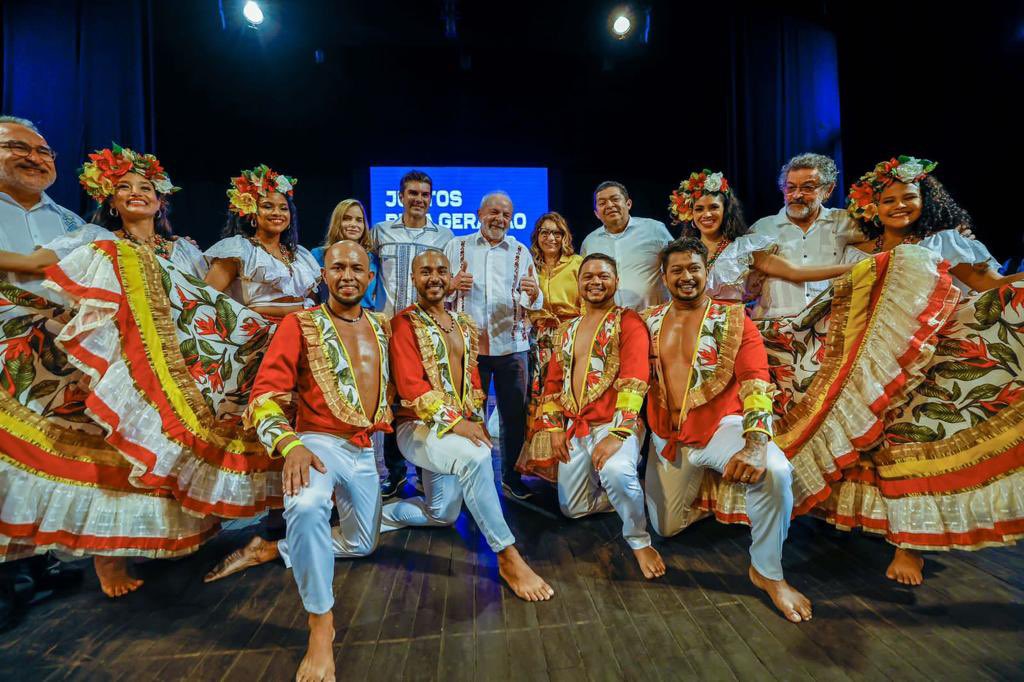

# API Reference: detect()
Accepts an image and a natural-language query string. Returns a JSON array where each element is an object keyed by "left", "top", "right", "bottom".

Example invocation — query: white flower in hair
[
  {"left": 276, "top": 175, "right": 293, "bottom": 194},
  {"left": 153, "top": 177, "right": 174, "bottom": 195},
  {"left": 893, "top": 159, "right": 924, "bottom": 183},
  {"left": 703, "top": 172, "right": 724, "bottom": 193}
]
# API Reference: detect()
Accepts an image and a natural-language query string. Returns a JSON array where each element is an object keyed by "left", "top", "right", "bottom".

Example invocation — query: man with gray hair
[
  {"left": 445, "top": 191, "right": 542, "bottom": 500},
  {"left": 0, "top": 115, "right": 84, "bottom": 299},
  {"left": 748, "top": 153, "right": 861, "bottom": 318}
]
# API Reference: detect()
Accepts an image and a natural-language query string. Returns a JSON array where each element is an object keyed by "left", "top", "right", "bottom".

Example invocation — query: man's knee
[
  {"left": 284, "top": 486, "right": 331, "bottom": 521},
  {"left": 761, "top": 456, "right": 793, "bottom": 497},
  {"left": 598, "top": 457, "right": 638, "bottom": 491}
]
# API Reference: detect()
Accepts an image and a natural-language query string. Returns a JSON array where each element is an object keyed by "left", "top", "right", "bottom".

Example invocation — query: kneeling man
[
  {"left": 383, "top": 249, "right": 553, "bottom": 602},
  {"left": 535, "top": 253, "right": 665, "bottom": 579},
  {"left": 643, "top": 237, "right": 811, "bottom": 622},
  {"left": 207, "top": 241, "right": 392, "bottom": 681}
]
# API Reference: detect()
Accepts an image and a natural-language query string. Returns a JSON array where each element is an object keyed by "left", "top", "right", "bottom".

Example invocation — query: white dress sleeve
[
  {"left": 167, "top": 237, "right": 208, "bottom": 279},
  {"left": 919, "top": 230, "right": 1001, "bottom": 271},
  {"left": 42, "top": 224, "right": 118, "bottom": 260},
  {"left": 707, "top": 233, "right": 776, "bottom": 302}
]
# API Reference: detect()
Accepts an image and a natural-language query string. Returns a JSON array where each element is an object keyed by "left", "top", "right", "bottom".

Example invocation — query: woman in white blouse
[{"left": 204, "top": 164, "right": 319, "bottom": 319}]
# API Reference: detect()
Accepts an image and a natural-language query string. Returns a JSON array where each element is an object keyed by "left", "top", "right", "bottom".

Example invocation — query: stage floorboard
[{"left": 4, "top": 480, "right": 1023, "bottom": 681}]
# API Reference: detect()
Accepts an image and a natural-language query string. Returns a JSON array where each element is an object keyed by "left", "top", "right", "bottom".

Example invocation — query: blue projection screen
[{"left": 369, "top": 166, "right": 549, "bottom": 242}]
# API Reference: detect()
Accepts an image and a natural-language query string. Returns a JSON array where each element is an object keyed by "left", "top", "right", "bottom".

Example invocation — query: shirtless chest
[
  {"left": 333, "top": 318, "right": 382, "bottom": 417},
  {"left": 658, "top": 308, "right": 705, "bottom": 415},
  {"left": 571, "top": 313, "right": 603, "bottom": 403},
  {"left": 444, "top": 325, "right": 466, "bottom": 397}
]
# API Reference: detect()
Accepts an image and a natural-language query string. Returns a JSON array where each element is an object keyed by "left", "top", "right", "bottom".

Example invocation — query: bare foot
[
  {"left": 749, "top": 566, "right": 812, "bottom": 623},
  {"left": 204, "top": 536, "right": 279, "bottom": 583},
  {"left": 296, "top": 612, "right": 335, "bottom": 682},
  {"left": 633, "top": 546, "right": 666, "bottom": 579},
  {"left": 497, "top": 546, "right": 555, "bottom": 602},
  {"left": 886, "top": 548, "right": 924, "bottom": 586},
  {"left": 94, "top": 557, "right": 143, "bottom": 598}
]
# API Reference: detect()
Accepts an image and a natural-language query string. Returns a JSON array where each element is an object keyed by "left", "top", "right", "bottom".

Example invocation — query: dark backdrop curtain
[
  {"left": 1, "top": 0, "right": 154, "bottom": 216},
  {"left": 728, "top": 13, "right": 844, "bottom": 218}
]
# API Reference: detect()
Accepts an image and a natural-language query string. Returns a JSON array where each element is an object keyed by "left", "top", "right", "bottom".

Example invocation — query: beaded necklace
[
  {"left": 248, "top": 236, "right": 295, "bottom": 269},
  {"left": 705, "top": 237, "right": 731, "bottom": 269},
  {"left": 118, "top": 229, "right": 173, "bottom": 260},
  {"left": 873, "top": 233, "right": 918, "bottom": 254}
]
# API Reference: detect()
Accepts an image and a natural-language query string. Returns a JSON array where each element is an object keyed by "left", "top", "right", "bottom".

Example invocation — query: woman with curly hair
[
  {"left": 205, "top": 165, "right": 320, "bottom": 319},
  {"left": 667, "top": 169, "right": 854, "bottom": 302},
  {"left": 845, "top": 157, "right": 1023, "bottom": 292},
  {"left": 805, "top": 156, "right": 1024, "bottom": 586}
]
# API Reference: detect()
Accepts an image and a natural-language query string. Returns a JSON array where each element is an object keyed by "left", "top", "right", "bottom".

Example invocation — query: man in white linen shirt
[
  {"left": 372, "top": 169, "right": 455, "bottom": 497},
  {"left": 0, "top": 114, "right": 84, "bottom": 628},
  {"left": 0, "top": 116, "right": 83, "bottom": 300},
  {"left": 748, "top": 153, "right": 862, "bottom": 319},
  {"left": 580, "top": 181, "right": 673, "bottom": 311},
  {"left": 445, "top": 191, "right": 542, "bottom": 500}
]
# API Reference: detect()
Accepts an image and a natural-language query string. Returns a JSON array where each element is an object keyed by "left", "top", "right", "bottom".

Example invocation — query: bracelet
[
  {"left": 279, "top": 439, "right": 304, "bottom": 457},
  {"left": 609, "top": 430, "right": 629, "bottom": 441}
]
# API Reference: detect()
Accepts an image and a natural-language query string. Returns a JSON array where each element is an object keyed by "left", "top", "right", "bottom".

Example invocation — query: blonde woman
[{"left": 311, "top": 198, "right": 379, "bottom": 309}]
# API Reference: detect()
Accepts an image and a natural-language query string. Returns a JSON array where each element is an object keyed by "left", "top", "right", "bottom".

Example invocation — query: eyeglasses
[
  {"left": 0, "top": 141, "right": 57, "bottom": 162},
  {"left": 782, "top": 183, "right": 825, "bottom": 196},
  {"left": 538, "top": 230, "right": 563, "bottom": 239}
]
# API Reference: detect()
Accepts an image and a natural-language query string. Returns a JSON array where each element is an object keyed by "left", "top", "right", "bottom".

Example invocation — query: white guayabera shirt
[
  {"left": 749, "top": 206, "right": 861, "bottom": 318},
  {"left": 580, "top": 216, "right": 673, "bottom": 311},
  {"left": 0, "top": 190, "right": 83, "bottom": 299},
  {"left": 373, "top": 218, "right": 455, "bottom": 317},
  {"left": 444, "top": 231, "right": 543, "bottom": 357}
]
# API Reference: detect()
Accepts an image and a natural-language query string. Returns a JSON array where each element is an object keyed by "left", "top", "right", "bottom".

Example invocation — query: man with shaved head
[
  {"left": 384, "top": 248, "right": 554, "bottom": 602},
  {"left": 206, "top": 240, "right": 393, "bottom": 682},
  {"left": 0, "top": 115, "right": 83, "bottom": 300}
]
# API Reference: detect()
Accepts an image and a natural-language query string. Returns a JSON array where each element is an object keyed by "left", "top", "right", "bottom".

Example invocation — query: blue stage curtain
[
  {"left": 2, "top": 0, "right": 154, "bottom": 215},
  {"left": 727, "top": 14, "right": 844, "bottom": 217}
]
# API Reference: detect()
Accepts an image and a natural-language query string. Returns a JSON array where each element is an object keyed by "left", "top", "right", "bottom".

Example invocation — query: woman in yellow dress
[{"left": 518, "top": 212, "right": 583, "bottom": 481}]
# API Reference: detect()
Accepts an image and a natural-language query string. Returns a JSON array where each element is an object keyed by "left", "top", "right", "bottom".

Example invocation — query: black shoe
[
  {"left": 381, "top": 474, "right": 407, "bottom": 499},
  {"left": 502, "top": 478, "right": 534, "bottom": 501},
  {"left": 33, "top": 556, "right": 84, "bottom": 593}
]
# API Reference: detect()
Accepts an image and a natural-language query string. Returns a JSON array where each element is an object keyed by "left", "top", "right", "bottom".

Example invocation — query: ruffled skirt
[{"left": 0, "top": 240, "right": 282, "bottom": 559}]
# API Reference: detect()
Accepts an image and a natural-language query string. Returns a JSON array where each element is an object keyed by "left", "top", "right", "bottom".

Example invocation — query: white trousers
[
  {"left": 278, "top": 432, "right": 382, "bottom": 614},
  {"left": 558, "top": 423, "right": 651, "bottom": 551},
  {"left": 647, "top": 415, "right": 793, "bottom": 581},
  {"left": 381, "top": 421, "right": 516, "bottom": 553}
]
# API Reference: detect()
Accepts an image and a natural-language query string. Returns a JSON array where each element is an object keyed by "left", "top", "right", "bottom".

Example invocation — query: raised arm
[
  {"left": 751, "top": 251, "right": 854, "bottom": 283},
  {"left": 0, "top": 248, "right": 59, "bottom": 275}
]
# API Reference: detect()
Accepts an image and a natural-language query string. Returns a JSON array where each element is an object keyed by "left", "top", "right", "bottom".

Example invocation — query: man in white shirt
[
  {"left": 0, "top": 115, "right": 84, "bottom": 300},
  {"left": 0, "top": 115, "right": 84, "bottom": 628},
  {"left": 372, "top": 170, "right": 455, "bottom": 496},
  {"left": 446, "top": 191, "right": 542, "bottom": 500},
  {"left": 580, "top": 181, "right": 673, "bottom": 311},
  {"left": 748, "top": 153, "right": 861, "bottom": 319}
]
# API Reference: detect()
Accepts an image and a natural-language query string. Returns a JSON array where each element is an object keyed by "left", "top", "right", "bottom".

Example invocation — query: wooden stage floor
[{"left": 3, "top": 480, "right": 1023, "bottom": 681}]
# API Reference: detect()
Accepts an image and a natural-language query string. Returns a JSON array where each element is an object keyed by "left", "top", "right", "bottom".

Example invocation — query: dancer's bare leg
[
  {"left": 296, "top": 611, "right": 335, "bottom": 682},
  {"left": 94, "top": 557, "right": 143, "bottom": 598},
  {"left": 497, "top": 545, "right": 554, "bottom": 601},
  {"left": 886, "top": 547, "right": 924, "bottom": 586},
  {"left": 633, "top": 546, "right": 667, "bottom": 579},
  {"left": 749, "top": 566, "right": 812, "bottom": 623},
  {"left": 203, "top": 535, "right": 280, "bottom": 583}
]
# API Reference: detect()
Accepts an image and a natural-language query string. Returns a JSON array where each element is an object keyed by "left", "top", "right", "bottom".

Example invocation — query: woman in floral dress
[{"left": 0, "top": 146, "right": 280, "bottom": 597}]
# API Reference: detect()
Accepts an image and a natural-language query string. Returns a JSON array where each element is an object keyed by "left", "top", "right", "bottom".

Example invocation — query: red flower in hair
[
  {"left": 89, "top": 149, "right": 133, "bottom": 178},
  {"left": 849, "top": 182, "right": 875, "bottom": 208}
]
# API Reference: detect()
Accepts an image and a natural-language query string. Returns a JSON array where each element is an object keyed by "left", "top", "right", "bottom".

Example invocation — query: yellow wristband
[
  {"left": 279, "top": 439, "right": 304, "bottom": 458},
  {"left": 742, "top": 393, "right": 774, "bottom": 414}
]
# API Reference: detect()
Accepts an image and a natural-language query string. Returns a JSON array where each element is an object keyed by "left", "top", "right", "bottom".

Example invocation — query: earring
[
  {"left": 109, "top": 206, "right": 119, "bottom": 217},
  {"left": 250, "top": 216, "right": 258, "bottom": 228},
  {"left": 155, "top": 209, "right": 162, "bottom": 219}
]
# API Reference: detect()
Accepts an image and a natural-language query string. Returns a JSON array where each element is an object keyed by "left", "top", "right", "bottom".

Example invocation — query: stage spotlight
[
  {"left": 242, "top": 1, "right": 264, "bottom": 27},
  {"left": 612, "top": 14, "right": 632, "bottom": 38}
]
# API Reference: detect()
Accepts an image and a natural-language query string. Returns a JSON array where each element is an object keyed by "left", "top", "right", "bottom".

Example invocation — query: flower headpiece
[
  {"left": 668, "top": 169, "right": 730, "bottom": 224},
  {"left": 847, "top": 155, "right": 937, "bottom": 223},
  {"left": 227, "top": 164, "right": 297, "bottom": 216},
  {"left": 78, "top": 143, "right": 179, "bottom": 203}
]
